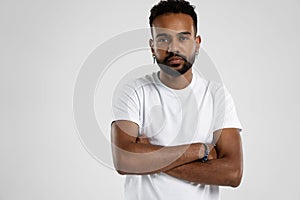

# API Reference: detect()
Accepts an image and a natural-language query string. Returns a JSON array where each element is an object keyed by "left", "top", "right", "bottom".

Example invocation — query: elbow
[
  {"left": 114, "top": 158, "right": 130, "bottom": 175},
  {"left": 112, "top": 149, "right": 139, "bottom": 175},
  {"left": 112, "top": 148, "right": 129, "bottom": 175},
  {"left": 113, "top": 154, "right": 130, "bottom": 175},
  {"left": 116, "top": 169, "right": 127, "bottom": 175},
  {"left": 114, "top": 162, "right": 130, "bottom": 175},
  {"left": 228, "top": 167, "right": 243, "bottom": 188}
]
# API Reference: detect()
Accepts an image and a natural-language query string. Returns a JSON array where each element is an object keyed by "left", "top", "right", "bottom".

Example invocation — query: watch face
[{"left": 200, "top": 143, "right": 209, "bottom": 163}]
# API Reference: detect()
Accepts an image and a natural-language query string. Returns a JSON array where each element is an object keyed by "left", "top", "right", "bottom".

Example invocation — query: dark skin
[
  {"left": 111, "top": 13, "right": 243, "bottom": 187},
  {"left": 111, "top": 120, "right": 215, "bottom": 175},
  {"left": 150, "top": 13, "right": 201, "bottom": 89},
  {"left": 137, "top": 128, "right": 243, "bottom": 187}
]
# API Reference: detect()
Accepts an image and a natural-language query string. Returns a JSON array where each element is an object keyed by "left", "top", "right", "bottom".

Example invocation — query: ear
[
  {"left": 195, "top": 35, "right": 201, "bottom": 52},
  {"left": 149, "top": 38, "right": 155, "bottom": 54}
]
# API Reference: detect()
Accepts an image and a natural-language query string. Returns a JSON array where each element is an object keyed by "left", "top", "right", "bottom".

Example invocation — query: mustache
[{"left": 163, "top": 52, "right": 188, "bottom": 63}]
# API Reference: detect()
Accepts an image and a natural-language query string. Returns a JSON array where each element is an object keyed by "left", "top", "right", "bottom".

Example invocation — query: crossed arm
[{"left": 111, "top": 120, "right": 243, "bottom": 187}]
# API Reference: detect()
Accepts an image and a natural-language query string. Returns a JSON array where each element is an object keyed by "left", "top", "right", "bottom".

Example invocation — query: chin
[
  {"left": 158, "top": 61, "right": 192, "bottom": 77},
  {"left": 159, "top": 66, "right": 184, "bottom": 77},
  {"left": 170, "top": 64, "right": 182, "bottom": 69}
]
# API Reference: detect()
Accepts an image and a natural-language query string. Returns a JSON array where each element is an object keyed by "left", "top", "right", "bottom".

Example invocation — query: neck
[{"left": 159, "top": 69, "right": 193, "bottom": 90}]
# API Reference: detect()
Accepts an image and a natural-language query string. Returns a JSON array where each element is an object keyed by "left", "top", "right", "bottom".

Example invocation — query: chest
[{"left": 138, "top": 87, "right": 214, "bottom": 146}]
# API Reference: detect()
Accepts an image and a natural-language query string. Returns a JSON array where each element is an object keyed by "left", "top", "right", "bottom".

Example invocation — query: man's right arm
[{"left": 111, "top": 120, "right": 208, "bottom": 175}]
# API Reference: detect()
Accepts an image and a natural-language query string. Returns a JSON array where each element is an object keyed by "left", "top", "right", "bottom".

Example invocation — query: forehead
[{"left": 152, "top": 13, "right": 195, "bottom": 36}]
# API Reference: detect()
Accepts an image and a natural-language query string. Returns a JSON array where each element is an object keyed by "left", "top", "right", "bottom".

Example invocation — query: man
[{"left": 111, "top": 0, "right": 243, "bottom": 199}]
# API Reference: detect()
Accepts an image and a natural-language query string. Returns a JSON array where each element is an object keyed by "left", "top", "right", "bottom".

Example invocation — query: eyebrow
[
  {"left": 178, "top": 32, "right": 192, "bottom": 36},
  {"left": 155, "top": 32, "right": 192, "bottom": 38},
  {"left": 155, "top": 33, "right": 169, "bottom": 38}
]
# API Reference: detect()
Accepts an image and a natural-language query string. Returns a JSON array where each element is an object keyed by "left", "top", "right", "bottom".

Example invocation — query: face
[{"left": 150, "top": 13, "right": 201, "bottom": 77}]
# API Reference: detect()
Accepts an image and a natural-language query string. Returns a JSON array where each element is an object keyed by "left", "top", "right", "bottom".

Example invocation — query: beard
[{"left": 156, "top": 52, "right": 196, "bottom": 77}]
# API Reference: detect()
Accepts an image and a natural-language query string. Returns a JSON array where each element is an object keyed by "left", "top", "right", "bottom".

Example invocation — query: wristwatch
[{"left": 200, "top": 143, "right": 209, "bottom": 163}]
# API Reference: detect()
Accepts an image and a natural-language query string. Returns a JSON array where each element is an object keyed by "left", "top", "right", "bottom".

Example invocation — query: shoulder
[
  {"left": 124, "top": 72, "right": 158, "bottom": 91},
  {"left": 208, "top": 80, "right": 226, "bottom": 96},
  {"left": 114, "top": 72, "right": 158, "bottom": 97},
  {"left": 193, "top": 73, "right": 225, "bottom": 96}
]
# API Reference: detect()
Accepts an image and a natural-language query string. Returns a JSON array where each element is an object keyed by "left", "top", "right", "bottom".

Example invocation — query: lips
[{"left": 167, "top": 56, "right": 184, "bottom": 65}]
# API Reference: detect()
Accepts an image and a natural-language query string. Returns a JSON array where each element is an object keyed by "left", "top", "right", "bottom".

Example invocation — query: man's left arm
[{"left": 164, "top": 128, "right": 243, "bottom": 187}]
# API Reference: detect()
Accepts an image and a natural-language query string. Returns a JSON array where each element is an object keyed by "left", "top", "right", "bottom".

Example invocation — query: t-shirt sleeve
[
  {"left": 111, "top": 83, "right": 141, "bottom": 127},
  {"left": 212, "top": 85, "right": 242, "bottom": 132}
]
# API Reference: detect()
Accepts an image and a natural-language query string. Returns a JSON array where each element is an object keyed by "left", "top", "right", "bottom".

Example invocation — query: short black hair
[{"left": 149, "top": 0, "right": 198, "bottom": 35}]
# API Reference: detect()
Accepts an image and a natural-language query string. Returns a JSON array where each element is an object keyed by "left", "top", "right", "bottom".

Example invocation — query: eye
[
  {"left": 157, "top": 38, "right": 169, "bottom": 43},
  {"left": 179, "top": 36, "right": 189, "bottom": 41}
]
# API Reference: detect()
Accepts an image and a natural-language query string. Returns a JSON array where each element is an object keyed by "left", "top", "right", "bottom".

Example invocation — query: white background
[{"left": 1, "top": 0, "right": 299, "bottom": 199}]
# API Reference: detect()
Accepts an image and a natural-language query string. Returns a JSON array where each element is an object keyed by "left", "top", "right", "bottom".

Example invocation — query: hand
[
  {"left": 208, "top": 145, "right": 217, "bottom": 160},
  {"left": 136, "top": 134, "right": 151, "bottom": 145}
]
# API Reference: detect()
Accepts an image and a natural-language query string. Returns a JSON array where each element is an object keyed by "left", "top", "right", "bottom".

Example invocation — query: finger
[{"left": 136, "top": 135, "right": 150, "bottom": 144}]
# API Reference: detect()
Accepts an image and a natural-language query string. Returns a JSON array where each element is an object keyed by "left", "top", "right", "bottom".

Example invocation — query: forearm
[
  {"left": 165, "top": 156, "right": 243, "bottom": 187},
  {"left": 112, "top": 121, "right": 209, "bottom": 175},
  {"left": 114, "top": 142, "right": 204, "bottom": 175}
]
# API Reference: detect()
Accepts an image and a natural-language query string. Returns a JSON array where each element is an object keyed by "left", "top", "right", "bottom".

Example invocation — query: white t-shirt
[{"left": 112, "top": 71, "right": 242, "bottom": 200}]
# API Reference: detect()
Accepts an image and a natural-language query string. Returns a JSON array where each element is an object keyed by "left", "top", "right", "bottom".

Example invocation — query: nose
[{"left": 167, "top": 39, "right": 180, "bottom": 53}]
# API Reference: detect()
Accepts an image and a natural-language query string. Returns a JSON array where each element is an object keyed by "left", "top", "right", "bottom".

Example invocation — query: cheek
[
  {"left": 186, "top": 44, "right": 197, "bottom": 57},
  {"left": 154, "top": 45, "right": 168, "bottom": 53},
  {"left": 154, "top": 48, "right": 167, "bottom": 59},
  {"left": 187, "top": 42, "right": 197, "bottom": 52}
]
